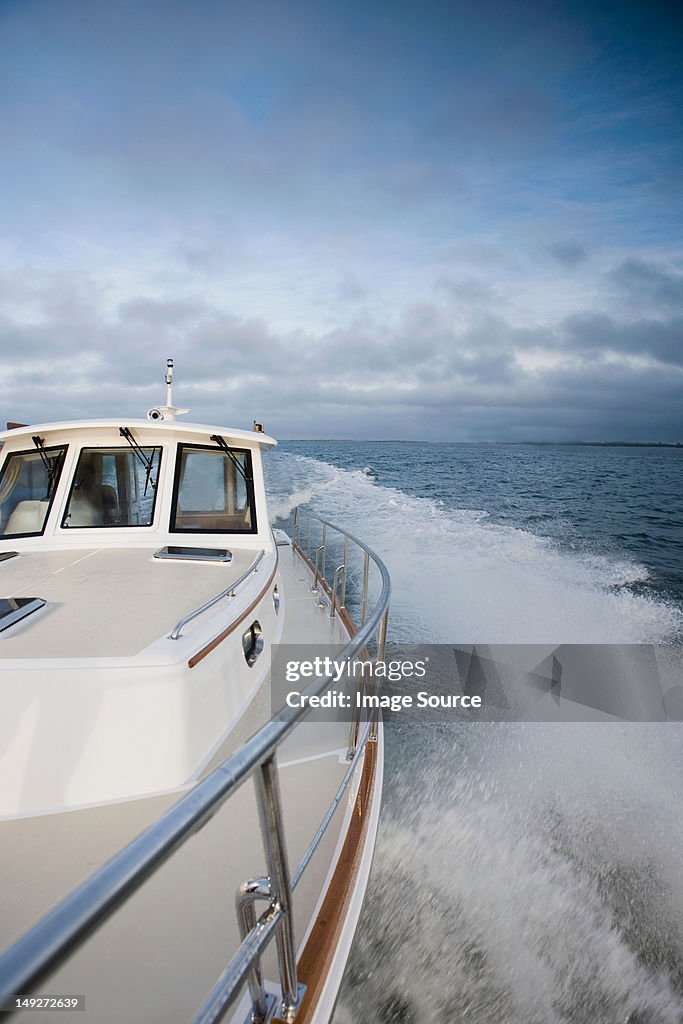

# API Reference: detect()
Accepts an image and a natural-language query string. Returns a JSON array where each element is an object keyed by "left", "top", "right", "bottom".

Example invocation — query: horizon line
[{"left": 276, "top": 438, "right": 683, "bottom": 447}]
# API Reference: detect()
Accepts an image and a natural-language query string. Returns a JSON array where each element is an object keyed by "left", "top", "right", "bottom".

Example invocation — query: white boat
[{"left": 0, "top": 362, "right": 390, "bottom": 1024}]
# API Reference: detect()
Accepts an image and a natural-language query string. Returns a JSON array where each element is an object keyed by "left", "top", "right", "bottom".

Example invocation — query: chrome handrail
[
  {"left": 0, "top": 510, "right": 390, "bottom": 1024},
  {"left": 292, "top": 509, "right": 391, "bottom": 763},
  {"left": 293, "top": 510, "right": 386, "bottom": 626},
  {"left": 169, "top": 550, "right": 265, "bottom": 639},
  {"left": 224, "top": 720, "right": 374, "bottom": 1023}
]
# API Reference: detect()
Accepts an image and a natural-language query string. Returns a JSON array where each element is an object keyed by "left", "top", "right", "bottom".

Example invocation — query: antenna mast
[
  {"left": 146, "top": 358, "right": 189, "bottom": 422},
  {"left": 165, "top": 358, "right": 174, "bottom": 408}
]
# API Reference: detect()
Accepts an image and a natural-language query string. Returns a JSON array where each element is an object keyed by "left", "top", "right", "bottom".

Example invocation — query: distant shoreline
[
  {"left": 517, "top": 441, "right": 683, "bottom": 448},
  {"left": 279, "top": 439, "right": 683, "bottom": 448}
]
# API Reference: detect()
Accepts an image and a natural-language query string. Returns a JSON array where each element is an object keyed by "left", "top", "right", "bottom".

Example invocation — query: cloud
[
  {"left": 1, "top": 0, "right": 682, "bottom": 443},
  {"left": 560, "top": 311, "right": 683, "bottom": 367},
  {"left": 1, "top": 260, "right": 681, "bottom": 443},
  {"left": 336, "top": 273, "right": 367, "bottom": 303},
  {"left": 426, "top": 84, "right": 557, "bottom": 160},
  {"left": 118, "top": 297, "right": 205, "bottom": 324},
  {"left": 608, "top": 258, "right": 683, "bottom": 308},
  {"left": 547, "top": 241, "right": 588, "bottom": 268},
  {"left": 436, "top": 277, "right": 498, "bottom": 306}
]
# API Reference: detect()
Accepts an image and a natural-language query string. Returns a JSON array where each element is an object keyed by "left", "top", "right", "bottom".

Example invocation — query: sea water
[{"left": 266, "top": 442, "right": 683, "bottom": 1023}]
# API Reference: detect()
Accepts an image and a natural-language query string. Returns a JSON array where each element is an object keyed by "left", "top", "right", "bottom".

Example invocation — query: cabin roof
[{"left": 0, "top": 418, "right": 277, "bottom": 448}]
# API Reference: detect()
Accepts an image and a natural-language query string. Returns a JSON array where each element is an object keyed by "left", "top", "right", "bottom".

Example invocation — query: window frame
[
  {"left": 169, "top": 442, "right": 258, "bottom": 536},
  {"left": 0, "top": 444, "right": 68, "bottom": 539},
  {"left": 60, "top": 445, "right": 163, "bottom": 530}
]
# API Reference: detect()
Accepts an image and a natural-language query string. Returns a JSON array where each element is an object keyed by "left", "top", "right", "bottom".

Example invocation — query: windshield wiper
[
  {"left": 119, "top": 428, "right": 157, "bottom": 496},
  {"left": 210, "top": 434, "right": 252, "bottom": 483},
  {"left": 32, "top": 435, "right": 61, "bottom": 499}
]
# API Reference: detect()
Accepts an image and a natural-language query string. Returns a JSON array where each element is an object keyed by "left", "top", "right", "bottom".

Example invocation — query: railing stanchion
[
  {"left": 376, "top": 608, "right": 389, "bottom": 664},
  {"left": 311, "top": 545, "right": 325, "bottom": 593},
  {"left": 293, "top": 508, "right": 300, "bottom": 549},
  {"left": 255, "top": 756, "right": 301, "bottom": 1022},
  {"left": 360, "top": 552, "right": 370, "bottom": 626},
  {"left": 341, "top": 538, "right": 349, "bottom": 608},
  {"left": 320, "top": 525, "right": 327, "bottom": 585},
  {"left": 370, "top": 608, "right": 390, "bottom": 742},
  {"left": 346, "top": 687, "right": 362, "bottom": 761},
  {"left": 330, "top": 564, "right": 345, "bottom": 618},
  {"left": 236, "top": 879, "right": 273, "bottom": 1023}
]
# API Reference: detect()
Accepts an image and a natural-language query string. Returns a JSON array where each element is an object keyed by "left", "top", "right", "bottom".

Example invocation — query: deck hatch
[
  {"left": 154, "top": 545, "right": 233, "bottom": 562},
  {"left": 0, "top": 597, "right": 46, "bottom": 633}
]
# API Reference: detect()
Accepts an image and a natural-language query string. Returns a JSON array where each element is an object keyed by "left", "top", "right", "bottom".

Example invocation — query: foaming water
[
  {"left": 335, "top": 725, "right": 683, "bottom": 1024},
  {"left": 265, "top": 450, "right": 682, "bottom": 643},
  {"left": 264, "top": 447, "right": 683, "bottom": 1022}
]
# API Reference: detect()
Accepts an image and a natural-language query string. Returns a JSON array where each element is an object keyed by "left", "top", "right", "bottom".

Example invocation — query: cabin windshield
[
  {"left": 171, "top": 444, "right": 256, "bottom": 534},
  {"left": 62, "top": 447, "right": 162, "bottom": 528},
  {"left": 0, "top": 445, "right": 67, "bottom": 537}
]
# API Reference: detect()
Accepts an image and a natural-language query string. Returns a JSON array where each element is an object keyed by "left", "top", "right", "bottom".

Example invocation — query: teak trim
[{"left": 187, "top": 556, "right": 278, "bottom": 668}]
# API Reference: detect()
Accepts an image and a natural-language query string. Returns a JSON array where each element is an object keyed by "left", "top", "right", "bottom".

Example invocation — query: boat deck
[
  {"left": 0, "top": 547, "right": 263, "bottom": 659},
  {"left": 0, "top": 540, "right": 364, "bottom": 1023}
]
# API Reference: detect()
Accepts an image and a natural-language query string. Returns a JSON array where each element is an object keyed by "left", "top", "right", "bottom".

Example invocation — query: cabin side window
[
  {"left": 170, "top": 444, "right": 256, "bottom": 534},
  {"left": 62, "top": 447, "right": 162, "bottom": 528},
  {"left": 0, "top": 446, "right": 67, "bottom": 537}
]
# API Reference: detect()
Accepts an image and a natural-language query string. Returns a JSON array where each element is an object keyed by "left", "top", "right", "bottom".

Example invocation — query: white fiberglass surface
[{"left": 0, "top": 547, "right": 260, "bottom": 658}]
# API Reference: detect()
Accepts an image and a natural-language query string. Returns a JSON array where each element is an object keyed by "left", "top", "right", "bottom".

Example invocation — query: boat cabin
[
  {"left": 0, "top": 416, "right": 282, "bottom": 819},
  {"left": 0, "top": 418, "right": 275, "bottom": 548}
]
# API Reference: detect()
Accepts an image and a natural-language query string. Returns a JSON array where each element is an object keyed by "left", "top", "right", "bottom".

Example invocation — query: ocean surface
[{"left": 265, "top": 442, "right": 683, "bottom": 1024}]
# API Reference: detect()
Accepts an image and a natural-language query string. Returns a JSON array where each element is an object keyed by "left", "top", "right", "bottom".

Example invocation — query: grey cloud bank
[
  {"left": 1, "top": 255, "right": 681, "bottom": 442},
  {"left": 0, "top": 0, "right": 682, "bottom": 441}
]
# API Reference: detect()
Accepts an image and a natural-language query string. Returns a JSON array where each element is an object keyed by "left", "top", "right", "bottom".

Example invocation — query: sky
[{"left": 1, "top": 0, "right": 682, "bottom": 441}]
